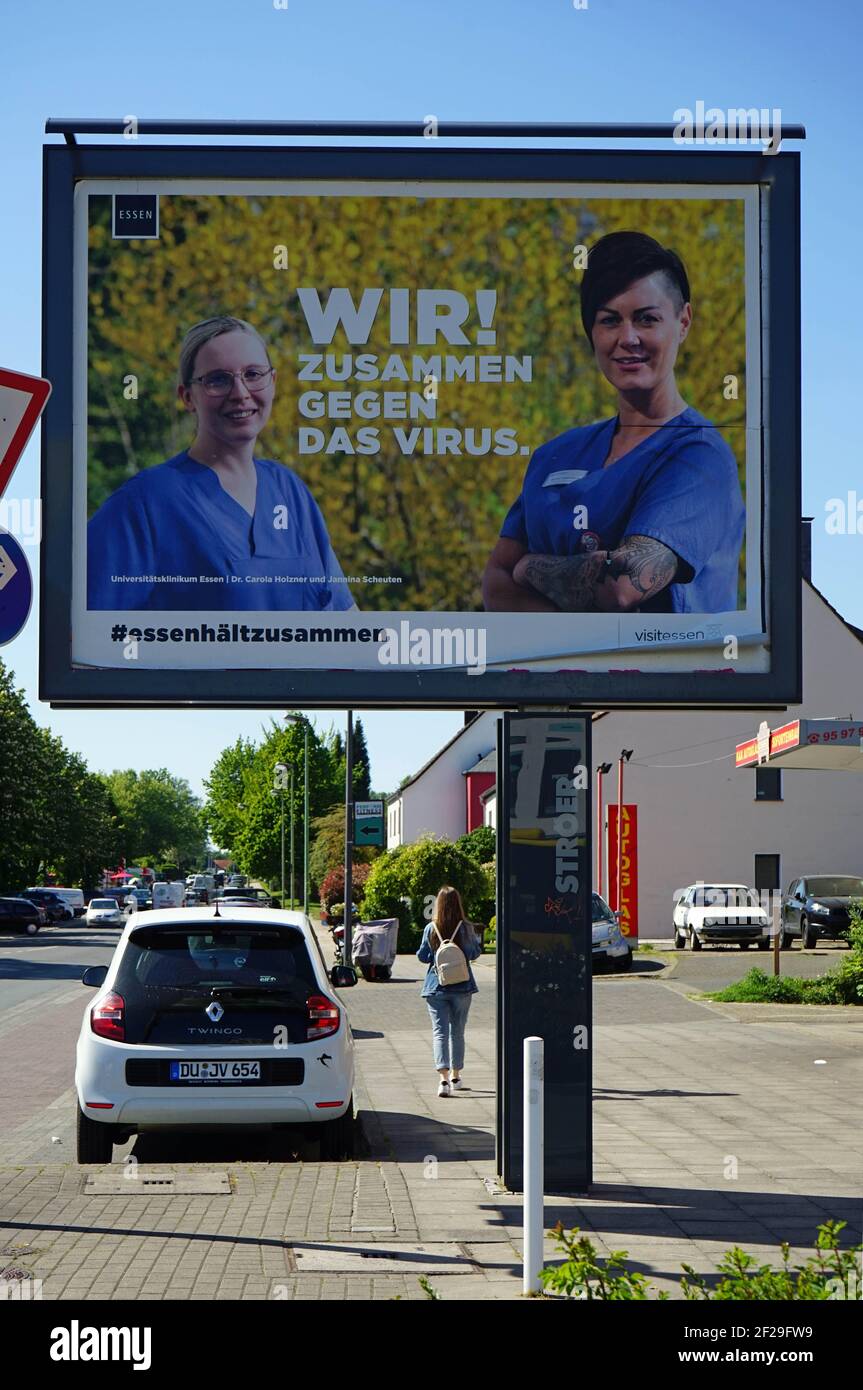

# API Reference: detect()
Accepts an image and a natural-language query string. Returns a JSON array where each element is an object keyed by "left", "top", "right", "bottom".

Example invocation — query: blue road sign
[{"left": 0, "top": 530, "right": 33, "bottom": 645}]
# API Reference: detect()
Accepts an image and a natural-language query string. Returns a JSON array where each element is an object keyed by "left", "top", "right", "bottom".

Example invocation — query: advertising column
[{"left": 497, "top": 713, "right": 592, "bottom": 1192}]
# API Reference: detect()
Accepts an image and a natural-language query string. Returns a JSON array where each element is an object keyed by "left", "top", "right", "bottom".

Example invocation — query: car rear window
[
  {"left": 117, "top": 924, "right": 317, "bottom": 994},
  {"left": 90, "top": 899, "right": 117, "bottom": 909}
]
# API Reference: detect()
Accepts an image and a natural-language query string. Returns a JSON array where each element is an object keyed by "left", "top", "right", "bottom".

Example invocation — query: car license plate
[{"left": 169, "top": 1060, "right": 261, "bottom": 1082}]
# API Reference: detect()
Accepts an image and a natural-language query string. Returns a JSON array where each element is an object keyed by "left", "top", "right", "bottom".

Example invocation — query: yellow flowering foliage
[{"left": 87, "top": 193, "right": 747, "bottom": 610}]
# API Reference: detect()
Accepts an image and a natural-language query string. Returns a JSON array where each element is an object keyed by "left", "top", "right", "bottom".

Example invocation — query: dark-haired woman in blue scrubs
[
  {"left": 88, "top": 316, "right": 354, "bottom": 612},
  {"left": 482, "top": 232, "right": 744, "bottom": 616}
]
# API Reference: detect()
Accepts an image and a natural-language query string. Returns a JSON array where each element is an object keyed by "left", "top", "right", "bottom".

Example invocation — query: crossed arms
[{"left": 482, "top": 534, "right": 688, "bottom": 612}]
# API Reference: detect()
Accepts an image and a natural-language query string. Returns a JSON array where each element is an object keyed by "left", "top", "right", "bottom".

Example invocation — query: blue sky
[{"left": 2, "top": 0, "right": 860, "bottom": 799}]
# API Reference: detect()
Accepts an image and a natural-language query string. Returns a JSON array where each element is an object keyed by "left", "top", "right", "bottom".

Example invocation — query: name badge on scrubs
[{"left": 542, "top": 469, "right": 589, "bottom": 487}]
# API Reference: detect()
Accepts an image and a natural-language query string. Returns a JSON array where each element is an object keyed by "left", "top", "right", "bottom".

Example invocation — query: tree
[
  {"left": 363, "top": 836, "right": 492, "bottom": 951},
  {"left": 100, "top": 768, "right": 205, "bottom": 869},
  {"left": 229, "top": 719, "right": 339, "bottom": 885},
  {"left": 324, "top": 720, "right": 372, "bottom": 801},
  {"left": 309, "top": 803, "right": 382, "bottom": 892},
  {"left": 203, "top": 737, "right": 257, "bottom": 852},
  {"left": 352, "top": 719, "right": 372, "bottom": 800},
  {"left": 0, "top": 658, "right": 122, "bottom": 891},
  {"left": 456, "top": 826, "right": 496, "bottom": 865}
]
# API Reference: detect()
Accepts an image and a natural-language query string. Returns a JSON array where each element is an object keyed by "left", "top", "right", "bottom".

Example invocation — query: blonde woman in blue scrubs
[{"left": 88, "top": 315, "right": 354, "bottom": 612}]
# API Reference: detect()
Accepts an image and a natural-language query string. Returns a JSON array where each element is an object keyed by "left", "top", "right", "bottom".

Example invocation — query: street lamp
[
  {"left": 273, "top": 763, "right": 288, "bottom": 907},
  {"left": 615, "top": 750, "right": 634, "bottom": 913},
  {"left": 283, "top": 713, "right": 310, "bottom": 916},
  {"left": 595, "top": 763, "right": 613, "bottom": 899}
]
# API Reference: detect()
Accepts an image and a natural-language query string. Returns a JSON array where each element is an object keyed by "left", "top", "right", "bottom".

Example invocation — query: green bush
[
  {"left": 706, "top": 907, "right": 863, "bottom": 1006},
  {"left": 362, "top": 836, "right": 492, "bottom": 953},
  {"left": 485, "top": 915, "right": 497, "bottom": 953},
  {"left": 456, "top": 826, "right": 496, "bottom": 865},
  {"left": 541, "top": 1220, "right": 860, "bottom": 1301}
]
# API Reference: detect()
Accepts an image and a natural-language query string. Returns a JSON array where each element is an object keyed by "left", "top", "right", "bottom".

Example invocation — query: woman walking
[{"left": 417, "top": 886, "right": 482, "bottom": 1098}]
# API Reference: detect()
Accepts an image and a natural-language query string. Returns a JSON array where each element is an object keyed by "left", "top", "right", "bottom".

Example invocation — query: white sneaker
[
  {"left": 451, "top": 1077, "right": 463, "bottom": 1090},
  {"left": 437, "top": 1079, "right": 451, "bottom": 1098}
]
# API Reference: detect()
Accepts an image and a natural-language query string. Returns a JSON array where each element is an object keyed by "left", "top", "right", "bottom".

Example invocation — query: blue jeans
[{"left": 426, "top": 992, "right": 473, "bottom": 1072}]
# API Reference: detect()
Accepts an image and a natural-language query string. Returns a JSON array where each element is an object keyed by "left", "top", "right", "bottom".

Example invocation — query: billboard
[{"left": 41, "top": 145, "right": 801, "bottom": 707}]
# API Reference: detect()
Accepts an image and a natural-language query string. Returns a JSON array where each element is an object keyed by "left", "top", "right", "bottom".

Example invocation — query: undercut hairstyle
[
  {"left": 178, "top": 316, "right": 272, "bottom": 388},
  {"left": 580, "top": 232, "right": 691, "bottom": 346}
]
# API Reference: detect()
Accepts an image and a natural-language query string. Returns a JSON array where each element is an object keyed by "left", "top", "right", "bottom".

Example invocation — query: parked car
[
  {"left": 152, "top": 881, "right": 185, "bottom": 910},
  {"left": 85, "top": 898, "right": 125, "bottom": 928},
  {"left": 673, "top": 883, "right": 771, "bottom": 950},
  {"left": 779, "top": 875, "right": 863, "bottom": 949},
  {"left": 75, "top": 905, "right": 357, "bottom": 1163},
  {"left": 124, "top": 888, "right": 153, "bottom": 912},
  {"left": 592, "top": 893, "right": 633, "bottom": 972},
  {"left": 35, "top": 887, "right": 86, "bottom": 919},
  {"left": 0, "top": 897, "right": 42, "bottom": 935},
  {"left": 21, "top": 888, "right": 68, "bottom": 923},
  {"left": 214, "top": 887, "right": 278, "bottom": 908}
]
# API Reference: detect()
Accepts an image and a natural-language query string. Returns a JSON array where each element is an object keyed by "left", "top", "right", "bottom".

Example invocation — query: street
[{"left": 1, "top": 921, "right": 860, "bottom": 1300}]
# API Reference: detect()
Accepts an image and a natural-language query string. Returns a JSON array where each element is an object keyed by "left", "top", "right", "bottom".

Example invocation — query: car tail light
[
  {"left": 91, "top": 991, "right": 125, "bottom": 1041},
  {"left": 307, "top": 994, "right": 340, "bottom": 1040}
]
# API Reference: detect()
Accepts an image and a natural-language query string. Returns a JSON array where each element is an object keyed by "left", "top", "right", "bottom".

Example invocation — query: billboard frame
[{"left": 41, "top": 142, "right": 801, "bottom": 709}]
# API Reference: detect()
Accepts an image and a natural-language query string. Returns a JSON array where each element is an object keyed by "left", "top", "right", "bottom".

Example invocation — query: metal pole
[
  {"left": 523, "top": 1036, "right": 544, "bottom": 1295},
  {"left": 290, "top": 766, "right": 295, "bottom": 911},
  {"left": 280, "top": 785, "right": 285, "bottom": 908},
  {"left": 596, "top": 769, "right": 604, "bottom": 899},
  {"left": 616, "top": 758, "right": 624, "bottom": 914},
  {"left": 344, "top": 710, "right": 354, "bottom": 968},
  {"left": 303, "top": 724, "right": 310, "bottom": 918}
]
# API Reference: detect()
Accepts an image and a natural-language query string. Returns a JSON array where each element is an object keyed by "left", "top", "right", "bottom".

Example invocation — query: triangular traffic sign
[{"left": 0, "top": 367, "right": 52, "bottom": 499}]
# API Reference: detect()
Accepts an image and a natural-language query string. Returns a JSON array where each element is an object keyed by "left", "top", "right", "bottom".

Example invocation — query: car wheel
[
  {"left": 76, "top": 1106, "right": 116, "bottom": 1164},
  {"left": 24, "top": 920, "right": 40, "bottom": 936},
  {"left": 738, "top": 941, "right": 751, "bottom": 950},
  {"left": 673, "top": 925, "right": 686, "bottom": 950},
  {"left": 615, "top": 948, "right": 633, "bottom": 973},
  {"left": 757, "top": 937, "right": 770, "bottom": 950},
  {"left": 358, "top": 963, "right": 373, "bottom": 982},
  {"left": 801, "top": 916, "right": 817, "bottom": 950},
  {"left": 320, "top": 1097, "right": 355, "bottom": 1161},
  {"left": 690, "top": 929, "right": 702, "bottom": 951}
]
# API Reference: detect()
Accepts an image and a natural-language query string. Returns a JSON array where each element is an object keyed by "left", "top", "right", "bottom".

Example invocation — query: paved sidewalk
[{"left": 0, "top": 933, "right": 861, "bottom": 1301}]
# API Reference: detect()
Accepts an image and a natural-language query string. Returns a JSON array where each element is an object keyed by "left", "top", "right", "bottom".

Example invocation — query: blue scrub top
[
  {"left": 500, "top": 407, "right": 745, "bottom": 614},
  {"left": 87, "top": 452, "right": 354, "bottom": 611}
]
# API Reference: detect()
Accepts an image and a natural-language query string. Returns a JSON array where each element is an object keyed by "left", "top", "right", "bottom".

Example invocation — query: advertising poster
[{"left": 70, "top": 177, "right": 763, "bottom": 681}]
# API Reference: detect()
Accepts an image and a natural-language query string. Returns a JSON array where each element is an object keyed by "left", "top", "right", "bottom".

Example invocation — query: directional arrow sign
[
  {"left": 354, "top": 799, "right": 384, "bottom": 846},
  {"left": 0, "top": 367, "right": 52, "bottom": 499},
  {"left": 0, "top": 531, "right": 32, "bottom": 645}
]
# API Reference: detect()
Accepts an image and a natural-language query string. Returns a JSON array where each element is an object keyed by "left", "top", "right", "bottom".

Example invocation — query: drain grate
[{"left": 84, "top": 1171, "right": 231, "bottom": 1196}]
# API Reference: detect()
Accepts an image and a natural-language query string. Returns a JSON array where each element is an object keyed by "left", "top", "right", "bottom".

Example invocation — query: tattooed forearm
[
  {"left": 512, "top": 535, "right": 680, "bottom": 612},
  {"left": 607, "top": 535, "right": 679, "bottom": 599},
  {"left": 513, "top": 552, "right": 607, "bottom": 611}
]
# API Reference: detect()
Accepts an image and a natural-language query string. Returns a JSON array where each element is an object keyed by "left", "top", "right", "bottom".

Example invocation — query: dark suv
[
  {"left": 0, "top": 897, "right": 42, "bottom": 935},
  {"left": 779, "top": 875, "right": 863, "bottom": 948}
]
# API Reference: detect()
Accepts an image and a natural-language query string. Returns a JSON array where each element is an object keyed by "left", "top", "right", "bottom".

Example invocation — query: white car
[
  {"left": 85, "top": 898, "right": 125, "bottom": 927},
  {"left": 673, "top": 883, "right": 771, "bottom": 951},
  {"left": 75, "top": 905, "right": 357, "bottom": 1164}
]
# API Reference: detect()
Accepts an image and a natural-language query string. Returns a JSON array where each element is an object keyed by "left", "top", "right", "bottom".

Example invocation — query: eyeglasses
[{"left": 189, "top": 366, "right": 275, "bottom": 397}]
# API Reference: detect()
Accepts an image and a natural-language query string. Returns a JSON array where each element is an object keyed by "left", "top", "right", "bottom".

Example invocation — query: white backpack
[{"left": 432, "top": 923, "right": 470, "bottom": 986}]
